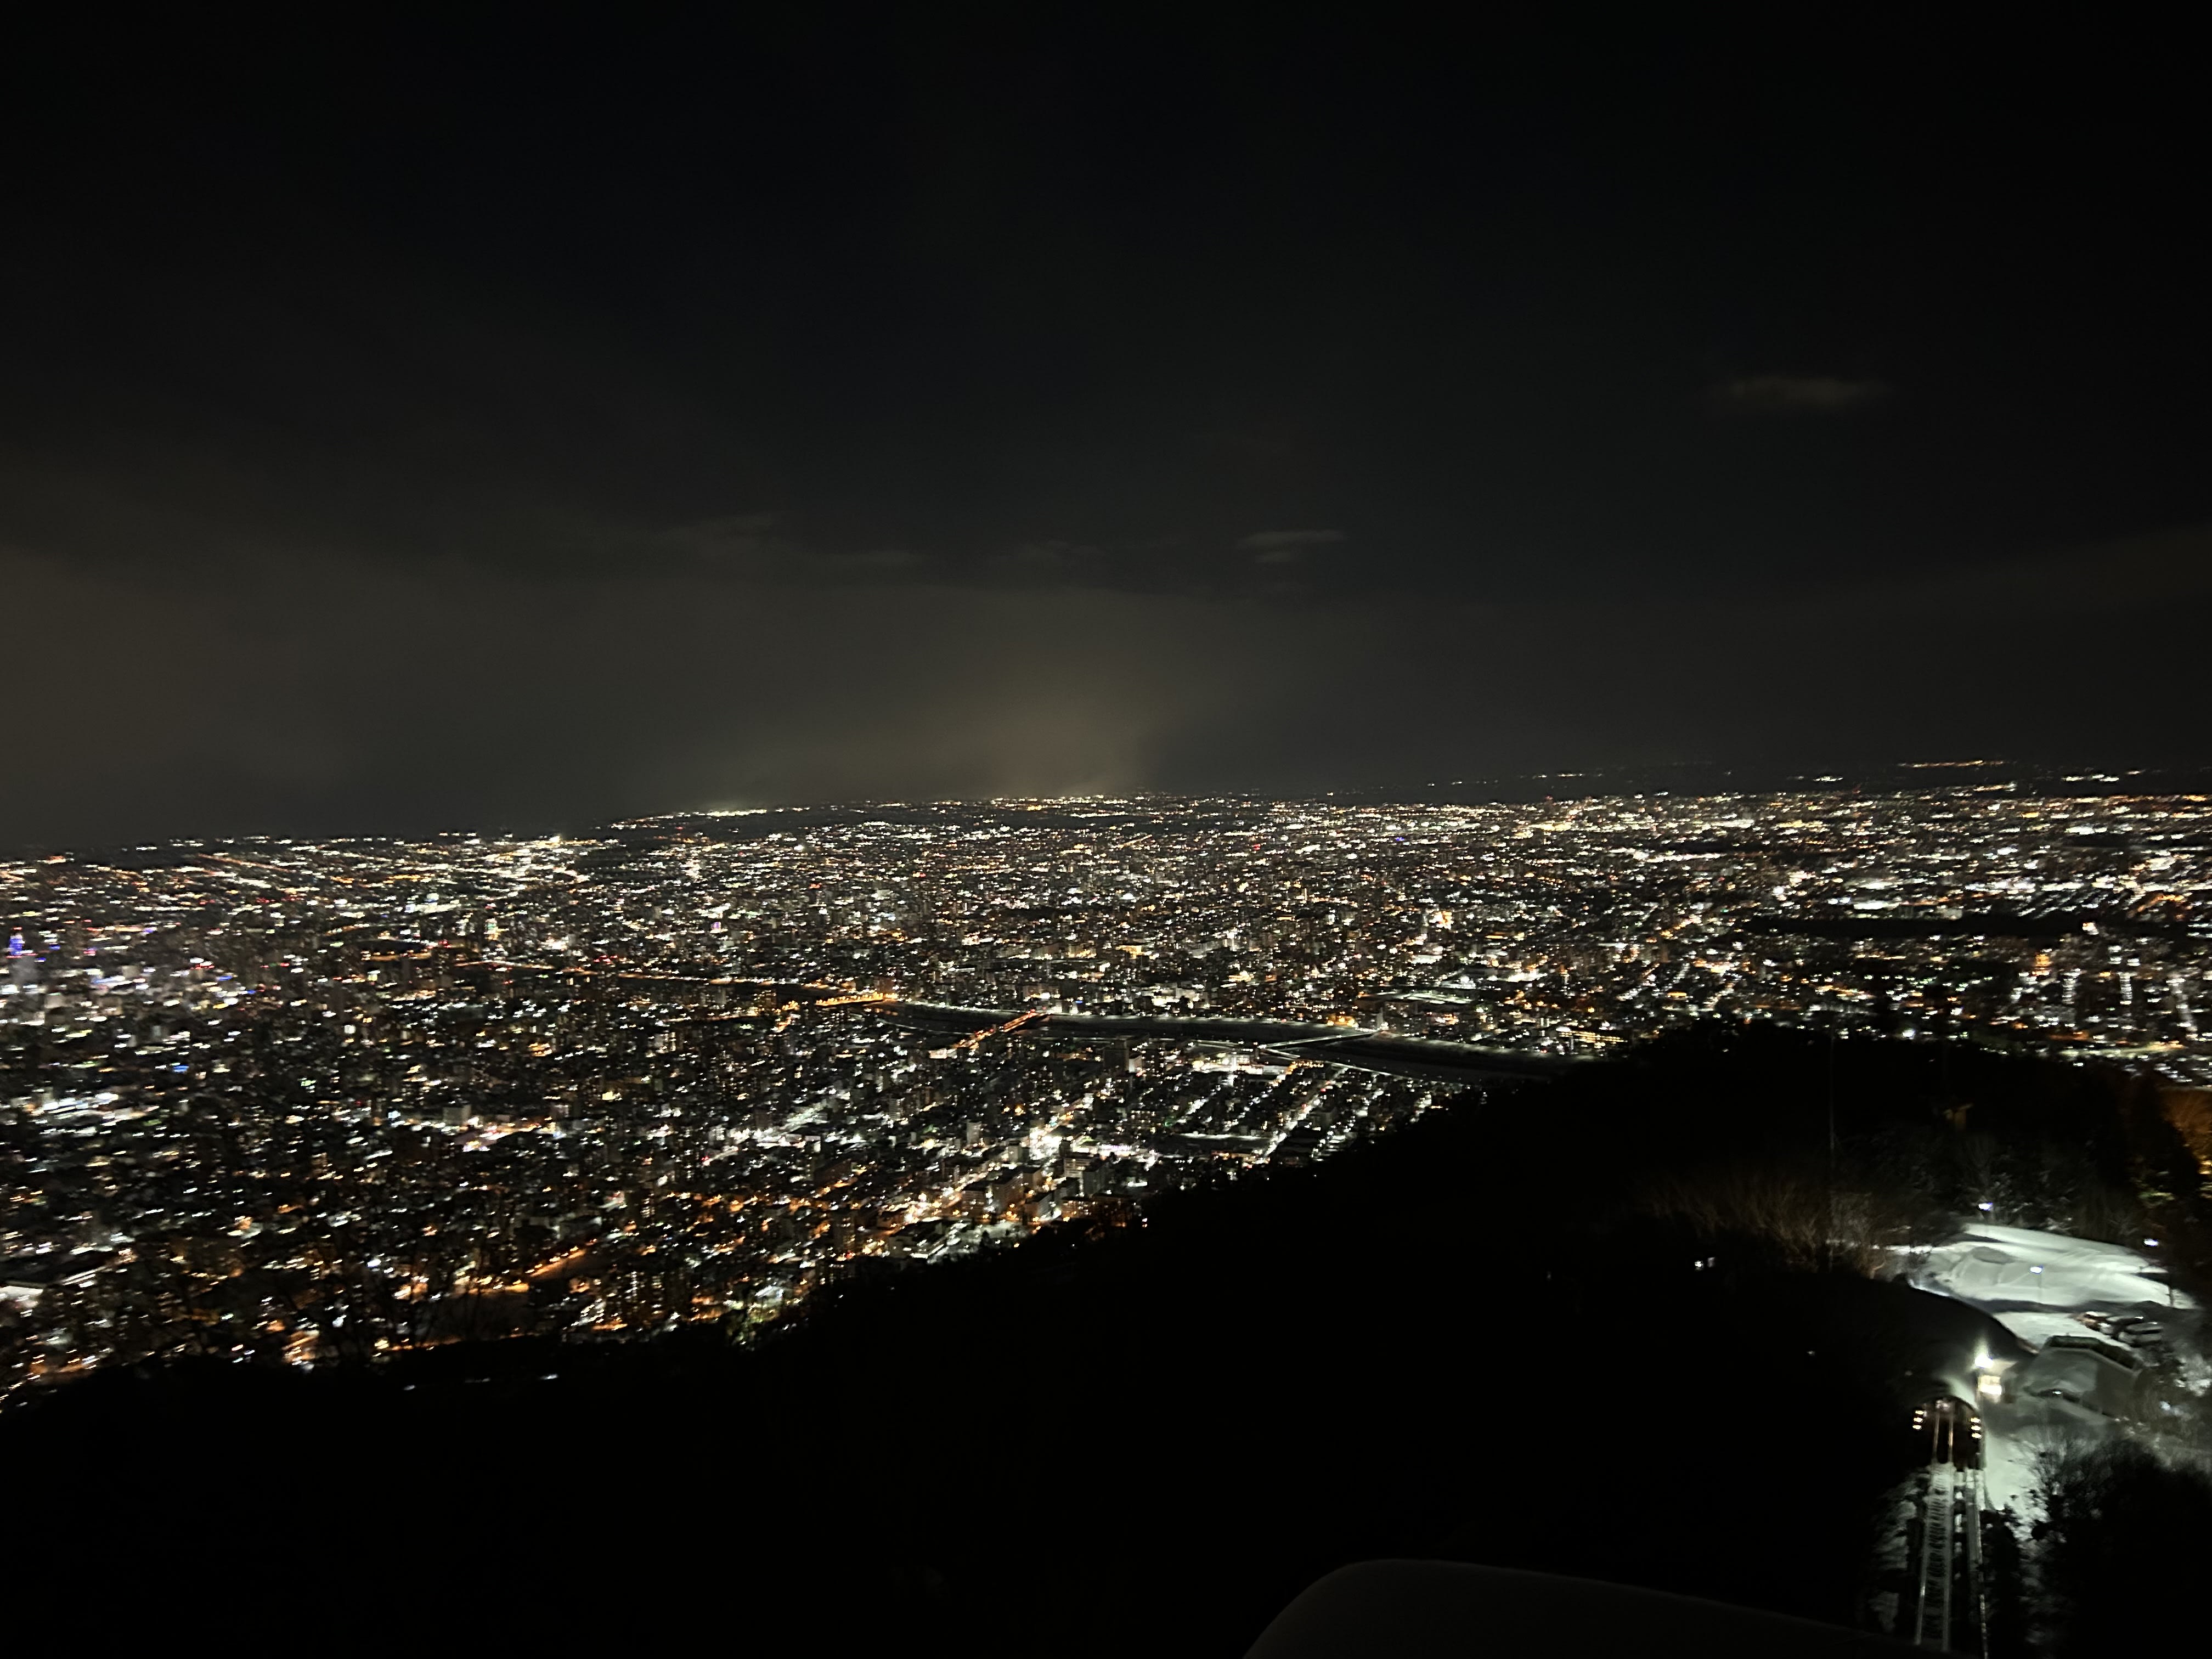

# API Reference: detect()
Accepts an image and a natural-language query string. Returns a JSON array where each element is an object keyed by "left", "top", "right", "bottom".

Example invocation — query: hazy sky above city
[{"left": 5, "top": 14, "right": 2207, "bottom": 843}]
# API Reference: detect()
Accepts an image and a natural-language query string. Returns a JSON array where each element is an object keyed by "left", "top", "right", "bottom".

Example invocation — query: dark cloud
[
  {"left": 7, "top": 523, "right": 2207, "bottom": 847},
  {"left": 0, "top": 543, "right": 1317, "bottom": 842},
  {"left": 0, "top": 13, "right": 2206, "bottom": 839},
  {"left": 1239, "top": 530, "right": 1347, "bottom": 564},
  {"left": 1711, "top": 375, "right": 1893, "bottom": 413}
]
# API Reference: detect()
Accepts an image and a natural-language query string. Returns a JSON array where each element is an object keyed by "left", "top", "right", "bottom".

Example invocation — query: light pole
[
  {"left": 2145, "top": 1238, "right": 2174, "bottom": 1308},
  {"left": 2030, "top": 1264, "right": 2044, "bottom": 1306}
]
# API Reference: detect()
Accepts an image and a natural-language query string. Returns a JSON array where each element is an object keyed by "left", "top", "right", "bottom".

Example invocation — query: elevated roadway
[{"left": 877, "top": 1001, "right": 1576, "bottom": 1085}]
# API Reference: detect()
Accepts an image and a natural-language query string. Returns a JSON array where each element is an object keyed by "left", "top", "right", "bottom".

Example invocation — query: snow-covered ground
[
  {"left": 1916, "top": 1222, "right": 2192, "bottom": 1340},
  {"left": 1897, "top": 1221, "right": 2204, "bottom": 1514}
]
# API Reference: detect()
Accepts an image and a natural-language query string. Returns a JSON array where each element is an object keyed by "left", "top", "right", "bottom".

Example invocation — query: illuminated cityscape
[
  {"left": 10, "top": 13, "right": 2211, "bottom": 1646},
  {"left": 7, "top": 774, "right": 2212, "bottom": 1403}
]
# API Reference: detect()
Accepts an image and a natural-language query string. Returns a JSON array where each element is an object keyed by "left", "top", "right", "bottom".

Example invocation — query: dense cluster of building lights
[{"left": 7, "top": 780, "right": 2211, "bottom": 1400}]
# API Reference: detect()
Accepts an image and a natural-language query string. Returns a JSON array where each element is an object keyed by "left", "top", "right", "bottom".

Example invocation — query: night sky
[{"left": 6, "top": 13, "right": 2205, "bottom": 843}]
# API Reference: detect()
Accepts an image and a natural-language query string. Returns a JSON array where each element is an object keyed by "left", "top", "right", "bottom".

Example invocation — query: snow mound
[{"left": 1920, "top": 1223, "right": 2193, "bottom": 1320}]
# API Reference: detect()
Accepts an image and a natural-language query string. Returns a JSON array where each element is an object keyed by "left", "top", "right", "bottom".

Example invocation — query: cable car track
[{"left": 1900, "top": 1398, "right": 1987, "bottom": 1654}]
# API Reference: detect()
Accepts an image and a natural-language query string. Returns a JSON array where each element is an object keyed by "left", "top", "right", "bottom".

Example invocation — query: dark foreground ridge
[
  {"left": 1249, "top": 1561, "right": 1901, "bottom": 1656},
  {"left": 11, "top": 1030, "right": 2208, "bottom": 1651}
]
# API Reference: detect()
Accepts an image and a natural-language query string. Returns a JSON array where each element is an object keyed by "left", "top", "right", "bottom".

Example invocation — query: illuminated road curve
[{"left": 878, "top": 1002, "right": 1576, "bottom": 1084}]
